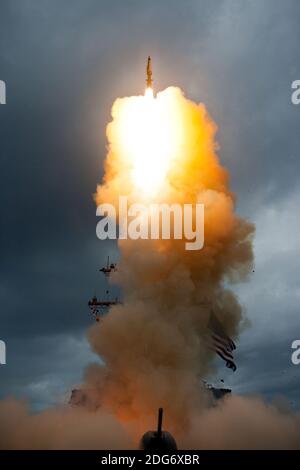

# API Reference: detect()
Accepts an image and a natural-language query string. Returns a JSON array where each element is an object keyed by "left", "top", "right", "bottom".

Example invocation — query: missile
[{"left": 146, "top": 56, "right": 153, "bottom": 88}]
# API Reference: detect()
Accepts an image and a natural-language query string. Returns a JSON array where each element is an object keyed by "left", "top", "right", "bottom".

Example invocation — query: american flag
[{"left": 207, "top": 312, "right": 237, "bottom": 372}]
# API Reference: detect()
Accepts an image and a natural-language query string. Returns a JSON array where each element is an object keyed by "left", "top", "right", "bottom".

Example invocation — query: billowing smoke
[
  {"left": 88, "top": 86, "right": 255, "bottom": 438},
  {"left": 1, "top": 87, "right": 300, "bottom": 449},
  {"left": 0, "top": 399, "right": 133, "bottom": 449}
]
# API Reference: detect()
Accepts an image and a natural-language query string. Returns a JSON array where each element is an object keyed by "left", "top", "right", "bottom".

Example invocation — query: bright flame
[
  {"left": 111, "top": 87, "right": 183, "bottom": 197},
  {"left": 144, "top": 87, "right": 154, "bottom": 99}
]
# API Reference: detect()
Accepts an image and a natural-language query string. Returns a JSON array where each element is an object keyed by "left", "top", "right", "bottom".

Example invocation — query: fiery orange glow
[
  {"left": 104, "top": 87, "right": 184, "bottom": 198},
  {"left": 97, "top": 86, "right": 231, "bottom": 209}
]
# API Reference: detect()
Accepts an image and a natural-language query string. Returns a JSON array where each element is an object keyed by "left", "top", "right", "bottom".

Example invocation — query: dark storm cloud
[
  {"left": 218, "top": 186, "right": 300, "bottom": 408},
  {"left": 189, "top": 0, "right": 300, "bottom": 213},
  {"left": 0, "top": 332, "right": 99, "bottom": 410},
  {"left": 0, "top": 0, "right": 300, "bottom": 407}
]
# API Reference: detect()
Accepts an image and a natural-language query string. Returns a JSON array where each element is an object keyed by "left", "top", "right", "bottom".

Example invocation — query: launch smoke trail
[{"left": 89, "top": 85, "right": 255, "bottom": 437}]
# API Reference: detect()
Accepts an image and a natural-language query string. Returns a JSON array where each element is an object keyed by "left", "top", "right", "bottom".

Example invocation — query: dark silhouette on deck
[{"left": 140, "top": 408, "right": 177, "bottom": 451}]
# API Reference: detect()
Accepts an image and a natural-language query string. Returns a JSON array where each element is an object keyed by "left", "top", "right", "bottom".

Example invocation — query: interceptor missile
[{"left": 146, "top": 56, "right": 153, "bottom": 88}]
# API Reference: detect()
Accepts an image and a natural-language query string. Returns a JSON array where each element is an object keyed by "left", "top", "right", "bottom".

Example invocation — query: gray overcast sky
[{"left": 0, "top": 0, "right": 300, "bottom": 410}]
